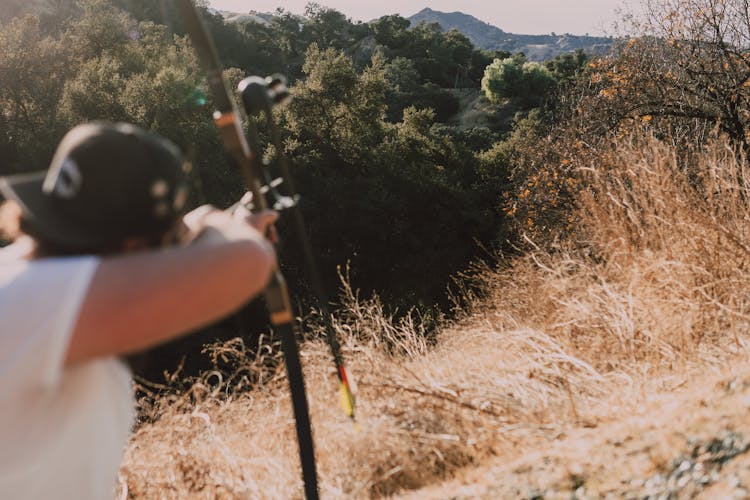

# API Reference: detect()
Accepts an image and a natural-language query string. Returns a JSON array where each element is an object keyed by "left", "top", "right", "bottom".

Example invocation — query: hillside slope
[
  {"left": 120, "top": 290, "right": 750, "bottom": 499},
  {"left": 407, "top": 8, "right": 613, "bottom": 60},
  {"left": 399, "top": 363, "right": 750, "bottom": 499},
  {"left": 119, "top": 135, "right": 750, "bottom": 499}
]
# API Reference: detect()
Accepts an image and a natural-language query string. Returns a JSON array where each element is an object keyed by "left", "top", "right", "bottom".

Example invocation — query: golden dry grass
[{"left": 119, "top": 132, "right": 750, "bottom": 499}]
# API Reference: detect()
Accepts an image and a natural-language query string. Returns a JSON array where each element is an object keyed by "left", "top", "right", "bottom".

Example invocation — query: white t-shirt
[{"left": 0, "top": 246, "right": 134, "bottom": 500}]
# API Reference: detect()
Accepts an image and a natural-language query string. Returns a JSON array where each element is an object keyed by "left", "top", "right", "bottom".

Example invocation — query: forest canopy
[{"left": 0, "top": 0, "right": 532, "bottom": 310}]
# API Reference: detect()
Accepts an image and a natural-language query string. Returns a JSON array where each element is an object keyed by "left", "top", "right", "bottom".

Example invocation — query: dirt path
[{"left": 396, "top": 363, "right": 750, "bottom": 499}]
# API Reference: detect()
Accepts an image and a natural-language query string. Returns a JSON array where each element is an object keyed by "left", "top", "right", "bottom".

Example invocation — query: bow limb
[{"left": 173, "top": 2, "right": 318, "bottom": 498}]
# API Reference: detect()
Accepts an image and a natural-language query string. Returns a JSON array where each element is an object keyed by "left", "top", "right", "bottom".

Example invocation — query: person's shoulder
[
  {"left": 0, "top": 241, "right": 99, "bottom": 280},
  {"left": 0, "top": 238, "right": 34, "bottom": 265},
  {"left": 0, "top": 250, "right": 100, "bottom": 317}
]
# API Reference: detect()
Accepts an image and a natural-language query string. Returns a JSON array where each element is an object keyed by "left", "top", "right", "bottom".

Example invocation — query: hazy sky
[{"left": 207, "top": 0, "right": 632, "bottom": 36}]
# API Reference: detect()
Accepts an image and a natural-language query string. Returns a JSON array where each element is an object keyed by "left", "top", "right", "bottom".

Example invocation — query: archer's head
[{"left": 0, "top": 122, "right": 189, "bottom": 255}]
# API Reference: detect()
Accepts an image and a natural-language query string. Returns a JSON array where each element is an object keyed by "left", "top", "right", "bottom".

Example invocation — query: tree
[
  {"left": 58, "top": 16, "right": 211, "bottom": 143},
  {"left": 575, "top": 0, "right": 750, "bottom": 150},
  {"left": 383, "top": 57, "right": 459, "bottom": 122},
  {"left": 407, "top": 22, "right": 469, "bottom": 87},
  {"left": 302, "top": 3, "right": 357, "bottom": 49},
  {"left": 65, "top": 0, "right": 136, "bottom": 60},
  {"left": 58, "top": 55, "right": 129, "bottom": 123},
  {"left": 280, "top": 46, "right": 505, "bottom": 307},
  {"left": 384, "top": 57, "right": 420, "bottom": 93},
  {"left": 371, "top": 14, "right": 411, "bottom": 48},
  {"left": 481, "top": 56, "right": 557, "bottom": 109},
  {"left": 469, "top": 49, "right": 510, "bottom": 86},
  {"left": 283, "top": 44, "right": 389, "bottom": 166},
  {"left": 0, "top": 15, "right": 71, "bottom": 173},
  {"left": 545, "top": 49, "right": 589, "bottom": 85}
]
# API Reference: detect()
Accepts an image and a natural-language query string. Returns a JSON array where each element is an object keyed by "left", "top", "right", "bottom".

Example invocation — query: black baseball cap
[{"left": 0, "top": 122, "right": 189, "bottom": 251}]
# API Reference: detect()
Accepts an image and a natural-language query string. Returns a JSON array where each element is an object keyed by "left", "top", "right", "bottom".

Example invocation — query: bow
[{"left": 174, "top": 2, "right": 357, "bottom": 498}]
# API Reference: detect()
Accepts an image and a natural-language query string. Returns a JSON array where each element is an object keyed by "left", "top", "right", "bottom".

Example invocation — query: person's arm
[{"left": 64, "top": 207, "right": 278, "bottom": 366}]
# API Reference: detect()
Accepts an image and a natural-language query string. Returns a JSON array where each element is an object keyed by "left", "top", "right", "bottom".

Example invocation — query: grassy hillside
[
  {"left": 4, "top": 2, "right": 747, "bottom": 498},
  {"left": 118, "top": 131, "right": 750, "bottom": 498}
]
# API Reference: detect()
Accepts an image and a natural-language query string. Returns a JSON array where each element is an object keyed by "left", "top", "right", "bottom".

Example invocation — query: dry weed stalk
[{"left": 120, "top": 132, "right": 750, "bottom": 498}]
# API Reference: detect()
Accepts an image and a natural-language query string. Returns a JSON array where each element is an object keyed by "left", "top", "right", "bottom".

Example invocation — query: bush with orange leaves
[
  {"left": 575, "top": 0, "right": 750, "bottom": 150},
  {"left": 499, "top": 0, "right": 750, "bottom": 242}
]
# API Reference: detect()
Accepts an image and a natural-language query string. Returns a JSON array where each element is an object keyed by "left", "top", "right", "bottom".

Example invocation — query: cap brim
[
  {"left": 0, "top": 171, "right": 106, "bottom": 249},
  {"left": 0, "top": 170, "right": 48, "bottom": 214}
]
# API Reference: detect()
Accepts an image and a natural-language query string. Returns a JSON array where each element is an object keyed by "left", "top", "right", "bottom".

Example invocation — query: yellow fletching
[{"left": 339, "top": 383, "right": 354, "bottom": 417}]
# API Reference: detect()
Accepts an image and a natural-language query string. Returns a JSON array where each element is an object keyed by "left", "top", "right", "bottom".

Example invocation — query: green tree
[
  {"left": 302, "top": 3, "right": 360, "bottom": 50},
  {"left": 482, "top": 56, "right": 557, "bottom": 109},
  {"left": 58, "top": 16, "right": 211, "bottom": 142},
  {"left": 468, "top": 49, "right": 510, "bottom": 85},
  {"left": 442, "top": 29, "right": 473, "bottom": 87},
  {"left": 58, "top": 55, "right": 129, "bottom": 123},
  {"left": 545, "top": 49, "right": 588, "bottom": 85},
  {"left": 65, "top": 0, "right": 136, "bottom": 60},
  {"left": 280, "top": 47, "right": 506, "bottom": 306},
  {"left": 283, "top": 44, "right": 389, "bottom": 166},
  {"left": 0, "top": 15, "right": 71, "bottom": 173},
  {"left": 383, "top": 57, "right": 459, "bottom": 122},
  {"left": 384, "top": 57, "right": 420, "bottom": 93},
  {"left": 371, "top": 14, "right": 411, "bottom": 48}
]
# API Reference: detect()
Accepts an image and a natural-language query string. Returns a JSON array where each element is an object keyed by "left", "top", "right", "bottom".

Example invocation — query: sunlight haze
[{"left": 207, "top": 0, "right": 630, "bottom": 36}]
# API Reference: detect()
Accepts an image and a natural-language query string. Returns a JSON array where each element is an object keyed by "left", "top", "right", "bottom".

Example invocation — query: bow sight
[
  {"left": 238, "top": 74, "right": 290, "bottom": 115},
  {"left": 236, "top": 75, "right": 298, "bottom": 212}
]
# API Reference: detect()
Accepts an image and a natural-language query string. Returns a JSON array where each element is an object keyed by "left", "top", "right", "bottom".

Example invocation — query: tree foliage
[
  {"left": 481, "top": 56, "right": 557, "bottom": 109},
  {"left": 0, "top": 15, "right": 71, "bottom": 172},
  {"left": 0, "top": 0, "right": 520, "bottom": 309},
  {"left": 572, "top": 0, "right": 750, "bottom": 151},
  {"left": 280, "top": 46, "right": 506, "bottom": 307},
  {"left": 494, "top": 0, "right": 750, "bottom": 242}
]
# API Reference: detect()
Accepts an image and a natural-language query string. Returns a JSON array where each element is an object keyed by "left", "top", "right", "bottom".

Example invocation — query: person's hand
[
  {"left": 179, "top": 197, "right": 279, "bottom": 245},
  {"left": 232, "top": 203, "right": 279, "bottom": 244},
  {"left": 181, "top": 204, "right": 218, "bottom": 235},
  {"left": 176, "top": 205, "right": 254, "bottom": 245}
]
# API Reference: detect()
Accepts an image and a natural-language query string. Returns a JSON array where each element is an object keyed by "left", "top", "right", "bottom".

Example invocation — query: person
[{"left": 0, "top": 121, "right": 278, "bottom": 499}]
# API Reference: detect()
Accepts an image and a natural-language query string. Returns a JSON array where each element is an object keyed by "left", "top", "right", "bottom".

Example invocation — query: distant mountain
[
  {"left": 407, "top": 8, "right": 612, "bottom": 61},
  {"left": 212, "top": 9, "right": 274, "bottom": 26},
  {"left": 408, "top": 8, "right": 508, "bottom": 49}
]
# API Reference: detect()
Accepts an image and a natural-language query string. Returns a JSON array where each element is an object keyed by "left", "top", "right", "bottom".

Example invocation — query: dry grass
[{"left": 119, "top": 133, "right": 750, "bottom": 499}]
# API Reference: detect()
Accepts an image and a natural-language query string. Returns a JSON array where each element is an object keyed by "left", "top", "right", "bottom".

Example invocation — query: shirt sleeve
[{"left": 0, "top": 256, "right": 99, "bottom": 399}]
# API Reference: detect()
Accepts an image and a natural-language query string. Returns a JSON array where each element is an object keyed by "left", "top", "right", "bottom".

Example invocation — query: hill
[
  {"left": 408, "top": 7, "right": 613, "bottom": 60},
  {"left": 407, "top": 7, "right": 509, "bottom": 49},
  {"left": 119, "top": 134, "right": 750, "bottom": 498},
  {"left": 211, "top": 9, "right": 273, "bottom": 26},
  {"left": 212, "top": 5, "right": 613, "bottom": 62},
  {"left": 399, "top": 364, "right": 750, "bottom": 499}
]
